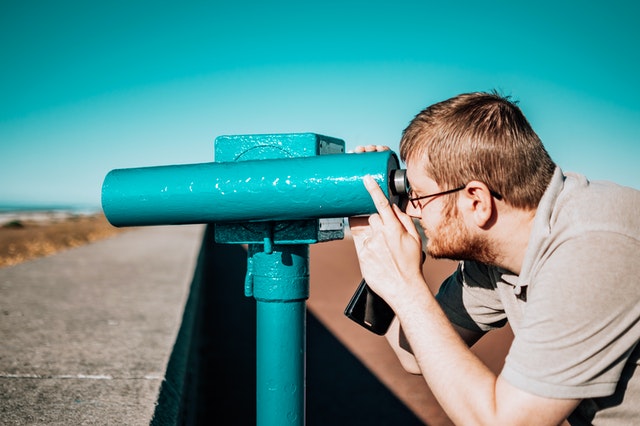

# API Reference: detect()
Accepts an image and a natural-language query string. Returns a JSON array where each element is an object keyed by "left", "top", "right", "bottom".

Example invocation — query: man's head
[
  {"left": 400, "top": 92, "right": 555, "bottom": 263},
  {"left": 400, "top": 91, "right": 556, "bottom": 211}
]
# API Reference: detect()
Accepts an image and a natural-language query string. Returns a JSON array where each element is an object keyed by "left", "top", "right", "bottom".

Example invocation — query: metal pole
[{"left": 248, "top": 244, "right": 309, "bottom": 426}]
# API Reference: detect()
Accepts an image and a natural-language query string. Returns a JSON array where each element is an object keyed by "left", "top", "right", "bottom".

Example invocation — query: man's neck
[{"left": 490, "top": 207, "right": 536, "bottom": 275}]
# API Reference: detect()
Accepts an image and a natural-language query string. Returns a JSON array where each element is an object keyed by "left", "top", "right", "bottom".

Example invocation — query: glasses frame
[
  {"left": 408, "top": 184, "right": 503, "bottom": 211},
  {"left": 407, "top": 185, "right": 466, "bottom": 210}
]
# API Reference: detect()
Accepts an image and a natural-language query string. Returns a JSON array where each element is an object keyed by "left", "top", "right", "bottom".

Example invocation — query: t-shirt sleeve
[
  {"left": 436, "top": 260, "right": 508, "bottom": 333},
  {"left": 502, "top": 233, "right": 640, "bottom": 399}
]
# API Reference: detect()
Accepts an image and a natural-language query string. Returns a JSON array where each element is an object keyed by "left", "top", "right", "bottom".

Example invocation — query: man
[{"left": 350, "top": 92, "right": 640, "bottom": 425}]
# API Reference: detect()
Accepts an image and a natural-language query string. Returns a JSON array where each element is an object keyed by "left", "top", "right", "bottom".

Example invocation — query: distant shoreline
[
  {"left": 0, "top": 202, "right": 101, "bottom": 212},
  {"left": 0, "top": 204, "right": 102, "bottom": 227}
]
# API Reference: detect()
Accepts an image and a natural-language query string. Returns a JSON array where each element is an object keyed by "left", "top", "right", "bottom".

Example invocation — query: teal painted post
[{"left": 248, "top": 244, "right": 309, "bottom": 426}]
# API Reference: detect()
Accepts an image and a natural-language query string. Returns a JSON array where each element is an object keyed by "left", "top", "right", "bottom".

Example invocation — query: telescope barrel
[{"left": 101, "top": 151, "right": 400, "bottom": 227}]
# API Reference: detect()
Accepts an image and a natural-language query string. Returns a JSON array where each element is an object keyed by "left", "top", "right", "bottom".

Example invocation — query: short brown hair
[{"left": 400, "top": 91, "right": 556, "bottom": 209}]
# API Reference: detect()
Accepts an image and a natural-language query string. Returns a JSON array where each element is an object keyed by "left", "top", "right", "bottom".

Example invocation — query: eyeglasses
[
  {"left": 408, "top": 184, "right": 503, "bottom": 211},
  {"left": 408, "top": 185, "right": 466, "bottom": 210}
]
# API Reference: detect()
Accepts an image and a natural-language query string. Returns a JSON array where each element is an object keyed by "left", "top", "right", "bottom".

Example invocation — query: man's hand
[{"left": 349, "top": 175, "right": 423, "bottom": 308}]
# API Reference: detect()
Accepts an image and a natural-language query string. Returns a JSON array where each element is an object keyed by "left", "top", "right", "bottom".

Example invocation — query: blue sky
[{"left": 1, "top": 0, "right": 638, "bottom": 207}]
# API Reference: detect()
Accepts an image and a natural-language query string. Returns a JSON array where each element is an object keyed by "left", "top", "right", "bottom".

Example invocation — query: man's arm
[
  {"left": 354, "top": 175, "right": 580, "bottom": 425},
  {"left": 385, "top": 313, "right": 484, "bottom": 375},
  {"left": 393, "top": 276, "right": 579, "bottom": 425}
]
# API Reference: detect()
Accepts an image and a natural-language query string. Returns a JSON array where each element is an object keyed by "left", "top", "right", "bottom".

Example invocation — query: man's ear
[{"left": 460, "top": 180, "right": 495, "bottom": 228}]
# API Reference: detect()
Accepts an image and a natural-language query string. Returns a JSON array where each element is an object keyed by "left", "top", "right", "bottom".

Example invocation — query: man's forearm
[
  {"left": 393, "top": 284, "right": 499, "bottom": 424},
  {"left": 390, "top": 278, "right": 577, "bottom": 425}
]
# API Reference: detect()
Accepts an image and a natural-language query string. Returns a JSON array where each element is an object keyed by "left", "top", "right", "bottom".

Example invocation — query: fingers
[
  {"left": 363, "top": 175, "right": 398, "bottom": 227},
  {"left": 360, "top": 178, "right": 421, "bottom": 251},
  {"left": 353, "top": 145, "right": 390, "bottom": 153},
  {"left": 353, "top": 175, "right": 417, "bottom": 245},
  {"left": 393, "top": 204, "right": 422, "bottom": 240}
]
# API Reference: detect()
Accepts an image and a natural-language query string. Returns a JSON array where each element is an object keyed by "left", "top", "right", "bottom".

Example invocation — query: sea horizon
[
  {"left": 0, "top": 201, "right": 101, "bottom": 211},
  {"left": 0, "top": 202, "right": 102, "bottom": 226}
]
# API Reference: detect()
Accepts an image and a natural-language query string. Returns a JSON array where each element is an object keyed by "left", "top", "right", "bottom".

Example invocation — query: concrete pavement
[{"left": 0, "top": 225, "right": 203, "bottom": 425}]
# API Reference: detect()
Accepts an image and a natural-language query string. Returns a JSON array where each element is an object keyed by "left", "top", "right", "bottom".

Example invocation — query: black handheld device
[
  {"left": 344, "top": 278, "right": 395, "bottom": 335},
  {"left": 344, "top": 167, "right": 409, "bottom": 335}
]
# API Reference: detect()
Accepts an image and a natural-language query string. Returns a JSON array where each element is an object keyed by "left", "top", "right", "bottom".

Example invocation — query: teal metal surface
[
  {"left": 101, "top": 151, "right": 400, "bottom": 227},
  {"left": 213, "top": 133, "right": 347, "bottom": 245},
  {"left": 213, "top": 132, "right": 345, "bottom": 162},
  {"left": 257, "top": 300, "right": 306, "bottom": 426},
  {"left": 216, "top": 219, "right": 345, "bottom": 246},
  {"left": 246, "top": 244, "right": 310, "bottom": 300},
  {"left": 251, "top": 244, "right": 308, "bottom": 425}
]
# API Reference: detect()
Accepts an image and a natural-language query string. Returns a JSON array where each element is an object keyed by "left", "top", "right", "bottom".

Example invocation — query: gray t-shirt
[{"left": 436, "top": 168, "right": 640, "bottom": 425}]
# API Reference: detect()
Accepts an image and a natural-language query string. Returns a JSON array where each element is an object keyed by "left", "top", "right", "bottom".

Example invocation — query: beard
[{"left": 425, "top": 203, "right": 498, "bottom": 265}]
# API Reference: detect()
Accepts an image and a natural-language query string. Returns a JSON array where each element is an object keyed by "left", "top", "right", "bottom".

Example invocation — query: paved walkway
[{"left": 0, "top": 225, "right": 203, "bottom": 425}]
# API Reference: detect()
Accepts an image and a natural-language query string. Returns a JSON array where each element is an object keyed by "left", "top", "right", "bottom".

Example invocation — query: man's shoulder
[{"left": 552, "top": 172, "right": 640, "bottom": 238}]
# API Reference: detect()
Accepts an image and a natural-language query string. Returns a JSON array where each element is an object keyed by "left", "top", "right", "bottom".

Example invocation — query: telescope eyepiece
[{"left": 389, "top": 168, "right": 409, "bottom": 196}]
